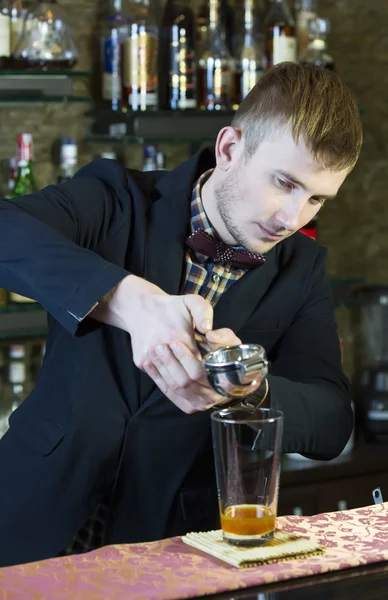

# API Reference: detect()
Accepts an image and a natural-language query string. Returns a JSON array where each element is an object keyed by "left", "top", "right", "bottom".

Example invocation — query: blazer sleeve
[
  {"left": 0, "top": 159, "right": 131, "bottom": 336},
  {"left": 268, "top": 249, "right": 353, "bottom": 460}
]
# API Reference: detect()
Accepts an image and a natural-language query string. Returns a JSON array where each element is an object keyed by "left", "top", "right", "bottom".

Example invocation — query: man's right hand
[
  {"left": 91, "top": 274, "right": 241, "bottom": 413},
  {"left": 116, "top": 275, "right": 214, "bottom": 367}
]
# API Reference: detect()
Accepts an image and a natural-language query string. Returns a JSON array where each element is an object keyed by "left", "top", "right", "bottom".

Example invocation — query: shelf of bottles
[
  {"left": 0, "top": 0, "right": 91, "bottom": 103},
  {"left": 87, "top": 0, "right": 334, "bottom": 142}
]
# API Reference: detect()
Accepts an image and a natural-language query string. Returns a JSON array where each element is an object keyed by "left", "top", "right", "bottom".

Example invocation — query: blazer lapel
[
  {"left": 144, "top": 147, "right": 216, "bottom": 294},
  {"left": 213, "top": 245, "right": 279, "bottom": 333}
]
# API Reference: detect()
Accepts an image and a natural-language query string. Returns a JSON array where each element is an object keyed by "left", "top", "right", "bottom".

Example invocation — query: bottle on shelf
[
  {"left": 10, "top": 133, "right": 37, "bottom": 304},
  {"left": 8, "top": 344, "right": 27, "bottom": 407},
  {"left": 12, "top": 0, "right": 79, "bottom": 70},
  {"left": 197, "top": 0, "right": 235, "bottom": 111},
  {"left": 264, "top": 0, "right": 297, "bottom": 72},
  {"left": 7, "top": 156, "right": 17, "bottom": 196},
  {"left": 10, "top": 0, "right": 34, "bottom": 64},
  {"left": 196, "top": 0, "right": 235, "bottom": 61},
  {"left": 220, "top": 0, "right": 235, "bottom": 58},
  {"left": 0, "top": 344, "right": 27, "bottom": 438},
  {"left": 142, "top": 145, "right": 157, "bottom": 171},
  {"left": 300, "top": 17, "right": 335, "bottom": 71},
  {"left": 122, "top": 0, "right": 158, "bottom": 112},
  {"left": 235, "top": 0, "right": 264, "bottom": 105},
  {"left": 195, "top": 0, "right": 208, "bottom": 59},
  {"left": 295, "top": 0, "right": 317, "bottom": 59},
  {"left": 159, "top": 0, "right": 197, "bottom": 111},
  {"left": 156, "top": 151, "right": 166, "bottom": 169},
  {"left": 0, "top": 0, "right": 11, "bottom": 69},
  {"left": 13, "top": 133, "right": 37, "bottom": 196},
  {"left": 100, "top": 0, "right": 128, "bottom": 111},
  {"left": 57, "top": 137, "right": 78, "bottom": 183}
]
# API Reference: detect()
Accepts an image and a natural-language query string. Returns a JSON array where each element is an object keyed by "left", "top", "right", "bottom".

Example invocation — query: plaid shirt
[{"left": 61, "top": 169, "right": 249, "bottom": 556}]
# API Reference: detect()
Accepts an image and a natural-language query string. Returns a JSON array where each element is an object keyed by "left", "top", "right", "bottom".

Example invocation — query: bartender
[{"left": 0, "top": 62, "right": 362, "bottom": 567}]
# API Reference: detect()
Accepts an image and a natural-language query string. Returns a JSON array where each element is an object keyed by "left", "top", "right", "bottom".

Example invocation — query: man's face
[{"left": 211, "top": 128, "right": 349, "bottom": 255}]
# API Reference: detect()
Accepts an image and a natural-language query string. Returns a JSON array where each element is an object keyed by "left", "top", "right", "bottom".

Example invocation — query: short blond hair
[{"left": 232, "top": 62, "right": 363, "bottom": 172}]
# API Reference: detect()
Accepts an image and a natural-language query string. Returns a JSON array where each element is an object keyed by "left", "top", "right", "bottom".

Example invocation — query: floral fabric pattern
[{"left": 0, "top": 503, "right": 387, "bottom": 600}]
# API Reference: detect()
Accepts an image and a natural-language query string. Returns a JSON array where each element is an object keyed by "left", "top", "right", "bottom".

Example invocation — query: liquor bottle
[
  {"left": 159, "top": 0, "right": 196, "bottom": 111},
  {"left": 122, "top": 0, "right": 158, "bottom": 111},
  {"left": 7, "top": 156, "right": 17, "bottom": 196},
  {"left": 196, "top": 0, "right": 235, "bottom": 58},
  {"left": 10, "top": 0, "right": 33, "bottom": 62},
  {"left": 12, "top": 0, "right": 79, "bottom": 70},
  {"left": 0, "top": 0, "right": 11, "bottom": 69},
  {"left": 0, "top": 343, "right": 28, "bottom": 438},
  {"left": 7, "top": 344, "right": 27, "bottom": 410},
  {"left": 295, "top": 0, "right": 317, "bottom": 59},
  {"left": 10, "top": 133, "right": 37, "bottom": 303},
  {"left": 197, "top": 0, "right": 235, "bottom": 111},
  {"left": 195, "top": 0, "right": 208, "bottom": 59},
  {"left": 235, "top": 0, "right": 264, "bottom": 105},
  {"left": 300, "top": 17, "right": 335, "bottom": 71},
  {"left": 57, "top": 137, "right": 78, "bottom": 183},
  {"left": 220, "top": 0, "right": 235, "bottom": 57},
  {"left": 264, "top": 0, "right": 297, "bottom": 71},
  {"left": 100, "top": 0, "right": 128, "bottom": 111},
  {"left": 142, "top": 145, "right": 157, "bottom": 171},
  {"left": 13, "top": 133, "right": 37, "bottom": 196},
  {"left": 156, "top": 151, "right": 166, "bottom": 169},
  {"left": 299, "top": 215, "right": 317, "bottom": 240}
]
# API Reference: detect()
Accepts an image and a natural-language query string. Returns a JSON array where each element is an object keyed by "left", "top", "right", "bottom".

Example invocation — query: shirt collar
[{"left": 190, "top": 168, "right": 216, "bottom": 238}]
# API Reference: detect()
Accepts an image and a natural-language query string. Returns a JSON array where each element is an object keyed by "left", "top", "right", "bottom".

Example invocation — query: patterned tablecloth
[{"left": 1, "top": 503, "right": 388, "bottom": 600}]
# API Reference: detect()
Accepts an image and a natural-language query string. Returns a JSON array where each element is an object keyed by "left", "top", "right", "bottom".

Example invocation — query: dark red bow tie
[{"left": 186, "top": 229, "right": 266, "bottom": 269}]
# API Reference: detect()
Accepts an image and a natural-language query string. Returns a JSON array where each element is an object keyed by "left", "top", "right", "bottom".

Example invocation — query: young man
[{"left": 0, "top": 63, "right": 362, "bottom": 566}]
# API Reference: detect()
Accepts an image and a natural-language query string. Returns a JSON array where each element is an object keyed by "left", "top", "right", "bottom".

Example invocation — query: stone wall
[{"left": 1, "top": 0, "right": 386, "bottom": 376}]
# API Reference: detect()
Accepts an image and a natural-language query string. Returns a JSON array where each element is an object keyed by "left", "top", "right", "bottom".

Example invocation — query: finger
[
  {"left": 147, "top": 346, "right": 178, "bottom": 389},
  {"left": 143, "top": 361, "right": 168, "bottom": 395},
  {"left": 167, "top": 382, "right": 221, "bottom": 413},
  {"left": 183, "top": 294, "right": 214, "bottom": 334},
  {"left": 152, "top": 343, "right": 197, "bottom": 390},
  {"left": 170, "top": 341, "right": 208, "bottom": 383},
  {"left": 205, "top": 328, "right": 241, "bottom": 347}
]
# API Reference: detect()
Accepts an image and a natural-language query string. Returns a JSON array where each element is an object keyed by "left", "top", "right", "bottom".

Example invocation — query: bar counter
[{"left": 1, "top": 502, "right": 387, "bottom": 599}]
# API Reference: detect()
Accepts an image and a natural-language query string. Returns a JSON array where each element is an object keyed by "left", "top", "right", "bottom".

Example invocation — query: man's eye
[
  {"left": 310, "top": 198, "right": 325, "bottom": 206},
  {"left": 276, "top": 177, "right": 294, "bottom": 191}
]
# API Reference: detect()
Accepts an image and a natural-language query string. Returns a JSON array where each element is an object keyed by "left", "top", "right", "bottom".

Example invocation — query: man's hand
[
  {"left": 142, "top": 327, "right": 241, "bottom": 413},
  {"left": 91, "top": 274, "right": 241, "bottom": 413}
]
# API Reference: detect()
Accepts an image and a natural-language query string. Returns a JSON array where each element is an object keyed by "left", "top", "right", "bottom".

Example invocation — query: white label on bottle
[
  {"left": 177, "top": 98, "right": 197, "bottom": 110},
  {"left": 9, "top": 362, "right": 25, "bottom": 384},
  {"left": 102, "top": 73, "right": 121, "bottom": 102},
  {"left": 128, "top": 92, "right": 158, "bottom": 108},
  {"left": 0, "top": 14, "right": 10, "bottom": 57},
  {"left": 273, "top": 36, "right": 297, "bottom": 65}
]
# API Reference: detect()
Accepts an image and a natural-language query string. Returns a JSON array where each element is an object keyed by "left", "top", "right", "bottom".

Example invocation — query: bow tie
[{"left": 186, "top": 229, "right": 266, "bottom": 269}]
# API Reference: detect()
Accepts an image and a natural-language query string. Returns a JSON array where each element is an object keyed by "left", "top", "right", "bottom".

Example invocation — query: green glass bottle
[
  {"left": 10, "top": 133, "right": 37, "bottom": 304},
  {"left": 13, "top": 133, "right": 37, "bottom": 197}
]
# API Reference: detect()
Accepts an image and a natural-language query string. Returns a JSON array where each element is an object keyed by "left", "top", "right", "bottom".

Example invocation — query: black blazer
[{"left": 0, "top": 148, "right": 352, "bottom": 567}]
